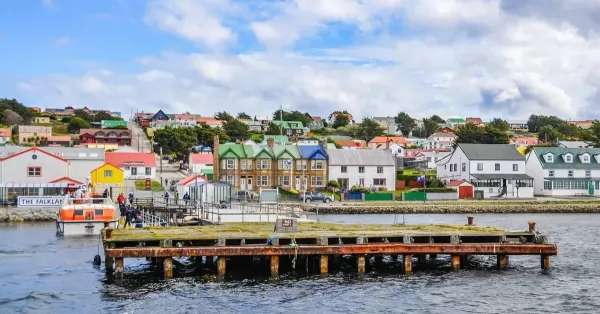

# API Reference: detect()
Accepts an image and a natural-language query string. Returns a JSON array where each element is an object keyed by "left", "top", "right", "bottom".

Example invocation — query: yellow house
[
  {"left": 90, "top": 163, "right": 124, "bottom": 196},
  {"left": 34, "top": 116, "right": 51, "bottom": 124}
]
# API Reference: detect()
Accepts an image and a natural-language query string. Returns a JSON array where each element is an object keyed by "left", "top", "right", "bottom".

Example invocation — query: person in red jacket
[{"left": 117, "top": 193, "right": 125, "bottom": 204}]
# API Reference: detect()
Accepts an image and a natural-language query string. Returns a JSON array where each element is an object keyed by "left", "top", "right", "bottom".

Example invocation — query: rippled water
[{"left": 1, "top": 214, "right": 599, "bottom": 313}]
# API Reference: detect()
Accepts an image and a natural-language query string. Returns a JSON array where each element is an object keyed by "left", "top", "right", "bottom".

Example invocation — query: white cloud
[
  {"left": 14, "top": 0, "right": 600, "bottom": 120},
  {"left": 41, "top": 0, "right": 53, "bottom": 8},
  {"left": 53, "top": 37, "right": 71, "bottom": 47}
]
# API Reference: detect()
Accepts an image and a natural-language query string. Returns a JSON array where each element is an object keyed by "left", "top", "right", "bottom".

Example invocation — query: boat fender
[{"left": 93, "top": 254, "right": 101, "bottom": 266}]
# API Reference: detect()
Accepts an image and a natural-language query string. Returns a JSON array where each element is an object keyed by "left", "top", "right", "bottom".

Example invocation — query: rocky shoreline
[
  {"left": 0, "top": 207, "right": 57, "bottom": 222},
  {"left": 301, "top": 203, "right": 600, "bottom": 214}
]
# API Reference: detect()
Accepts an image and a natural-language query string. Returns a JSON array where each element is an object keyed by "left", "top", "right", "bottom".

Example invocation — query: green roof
[
  {"left": 272, "top": 145, "right": 301, "bottom": 159},
  {"left": 244, "top": 121, "right": 262, "bottom": 126},
  {"left": 531, "top": 147, "right": 600, "bottom": 169},
  {"left": 243, "top": 145, "right": 273, "bottom": 159},
  {"left": 101, "top": 120, "right": 127, "bottom": 128},
  {"left": 458, "top": 144, "right": 524, "bottom": 161},
  {"left": 272, "top": 121, "right": 304, "bottom": 129},
  {"left": 263, "top": 135, "right": 289, "bottom": 144},
  {"left": 166, "top": 114, "right": 175, "bottom": 119},
  {"left": 219, "top": 143, "right": 246, "bottom": 158},
  {"left": 200, "top": 168, "right": 214, "bottom": 174},
  {"left": 448, "top": 117, "right": 465, "bottom": 123}
]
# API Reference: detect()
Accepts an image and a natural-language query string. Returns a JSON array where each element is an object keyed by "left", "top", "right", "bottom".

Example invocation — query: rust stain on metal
[{"left": 105, "top": 243, "right": 558, "bottom": 258}]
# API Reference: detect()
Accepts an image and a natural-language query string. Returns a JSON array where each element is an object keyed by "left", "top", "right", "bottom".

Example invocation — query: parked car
[
  {"left": 234, "top": 190, "right": 257, "bottom": 202},
  {"left": 299, "top": 192, "right": 333, "bottom": 203}
]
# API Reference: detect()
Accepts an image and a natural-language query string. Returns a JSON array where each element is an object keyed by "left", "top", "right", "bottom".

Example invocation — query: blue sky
[{"left": 0, "top": 0, "right": 597, "bottom": 119}]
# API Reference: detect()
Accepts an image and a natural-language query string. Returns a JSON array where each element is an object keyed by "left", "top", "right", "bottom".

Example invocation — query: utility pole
[
  {"left": 137, "top": 133, "right": 140, "bottom": 152},
  {"left": 280, "top": 104, "right": 283, "bottom": 136},
  {"left": 160, "top": 147, "right": 163, "bottom": 187}
]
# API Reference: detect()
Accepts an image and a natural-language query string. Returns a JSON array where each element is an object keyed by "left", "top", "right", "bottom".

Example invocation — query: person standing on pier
[
  {"left": 164, "top": 191, "right": 169, "bottom": 205},
  {"left": 128, "top": 192, "right": 134, "bottom": 205},
  {"left": 183, "top": 192, "right": 190, "bottom": 205},
  {"left": 124, "top": 205, "right": 133, "bottom": 228},
  {"left": 117, "top": 193, "right": 125, "bottom": 205}
]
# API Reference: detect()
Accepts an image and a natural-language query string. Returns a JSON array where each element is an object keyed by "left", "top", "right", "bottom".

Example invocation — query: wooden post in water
[
  {"left": 451, "top": 255, "right": 460, "bottom": 271},
  {"left": 541, "top": 255, "right": 550, "bottom": 270},
  {"left": 115, "top": 258, "right": 124, "bottom": 279},
  {"left": 497, "top": 254, "right": 509, "bottom": 269},
  {"left": 270, "top": 256, "right": 279, "bottom": 279},
  {"left": 105, "top": 243, "right": 114, "bottom": 273},
  {"left": 216, "top": 238, "right": 226, "bottom": 278},
  {"left": 318, "top": 237, "right": 328, "bottom": 275},
  {"left": 356, "top": 237, "right": 365, "bottom": 274},
  {"left": 403, "top": 254, "right": 413, "bottom": 274},
  {"left": 160, "top": 240, "right": 173, "bottom": 279}
]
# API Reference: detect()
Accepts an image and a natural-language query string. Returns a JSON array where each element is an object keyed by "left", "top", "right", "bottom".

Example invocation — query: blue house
[
  {"left": 152, "top": 110, "right": 169, "bottom": 121},
  {"left": 297, "top": 145, "right": 328, "bottom": 190}
]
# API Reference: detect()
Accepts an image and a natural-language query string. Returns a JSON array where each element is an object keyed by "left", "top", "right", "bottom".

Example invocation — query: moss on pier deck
[{"left": 105, "top": 222, "right": 507, "bottom": 242}]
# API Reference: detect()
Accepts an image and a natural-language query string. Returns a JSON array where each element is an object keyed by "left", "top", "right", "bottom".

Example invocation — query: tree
[
  {"left": 272, "top": 109, "right": 311, "bottom": 126},
  {"left": 67, "top": 117, "right": 91, "bottom": 133},
  {"left": 453, "top": 123, "right": 509, "bottom": 147},
  {"left": 222, "top": 119, "right": 250, "bottom": 141},
  {"left": 430, "top": 115, "right": 445, "bottom": 124},
  {"left": 265, "top": 122, "right": 281, "bottom": 135},
  {"left": 237, "top": 112, "right": 251, "bottom": 119},
  {"left": 537, "top": 125, "right": 563, "bottom": 143},
  {"left": 588, "top": 121, "right": 600, "bottom": 148},
  {"left": 94, "top": 111, "right": 122, "bottom": 122},
  {"left": 489, "top": 118, "right": 510, "bottom": 132},
  {"left": 154, "top": 126, "right": 197, "bottom": 159},
  {"left": 357, "top": 118, "right": 384, "bottom": 141},
  {"left": 423, "top": 118, "right": 441, "bottom": 138},
  {"left": 2, "top": 109, "right": 23, "bottom": 125},
  {"left": 215, "top": 111, "right": 234, "bottom": 122},
  {"left": 394, "top": 112, "right": 416, "bottom": 136},
  {"left": 195, "top": 124, "right": 229, "bottom": 149},
  {"left": 0, "top": 98, "right": 34, "bottom": 124},
  {"left": 527, "top": 114, "right": 565, "bottom": 133},
  {"left": 332, "top": 114, "right": 350, "bottom": 128}
]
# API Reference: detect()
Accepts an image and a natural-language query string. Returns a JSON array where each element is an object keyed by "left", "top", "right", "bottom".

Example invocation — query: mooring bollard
[
  {"left": 103, "top": 221, "right": 110, "bottom": 229},
  {"left": 528, "top": 221, "right": 536, "bottom": 232},
  {"left": 105, "top": 228, "right": 113, "bottom": 239},
  {"left": 467, "top": 216, "right": 474, "bottom": 226}
]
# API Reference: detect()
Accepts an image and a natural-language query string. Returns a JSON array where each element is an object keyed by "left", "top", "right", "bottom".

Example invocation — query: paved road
[{"left": 128, "top": 120, "right": 153, "bottom": 153}]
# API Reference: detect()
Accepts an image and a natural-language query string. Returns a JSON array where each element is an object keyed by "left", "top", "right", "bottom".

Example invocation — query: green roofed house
[
  {"left": 101, "top": 120, "right": 127, "bottom": 129},
  {"left": 525, "top": 147, "right": 600, "bottom": 196},
  {"left": 445, "top": 117, "right": 466, "bottom": 128},
  {"left": 214, "top": 137, "right": 328, "bottom": 191},
  {"left": 272, "top": 121, "right": 305, "bottom": 136},
  {"left": 262, "top": 135, "right": 289, "bottom": 145}
]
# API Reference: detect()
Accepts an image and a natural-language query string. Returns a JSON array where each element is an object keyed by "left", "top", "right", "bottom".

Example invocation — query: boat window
[
  {"left": 95, "top": 209, "right": 103, "bottom": 216},
  {"left": 74, "top": 209, "right": 83, "bottom": 216}
]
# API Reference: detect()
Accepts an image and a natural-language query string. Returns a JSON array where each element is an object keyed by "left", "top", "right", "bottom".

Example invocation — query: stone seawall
[
  {"left": 0, "top": 207, "right": 57, "bottom": 222},
  {"left": 301, "top": 203, "right": 600, "bottom": 214}
]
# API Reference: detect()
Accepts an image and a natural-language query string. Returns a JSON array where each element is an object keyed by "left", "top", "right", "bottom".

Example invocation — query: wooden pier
[{"left": 102, "top": 217, "right": 558, "bottom": 280}]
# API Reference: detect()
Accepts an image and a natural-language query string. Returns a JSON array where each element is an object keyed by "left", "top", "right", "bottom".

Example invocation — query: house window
[
  {"left": 287, "top": 129, "right": 292, "bottom": 135},
  {"left": 278, "top": 159, "right": 292, "bottom": 170},
  {"left": 258, "top": 159, "right": 270, "bottom": 170},
  {"left": 27, "top": 167, "right": 41, "bottom": 177},
  {"left": 311, "top": 176, "right": 323, "bottom": 186},
  {"left": 359, "top": 166, "right": 365, "bottom": 173},
  {"left": 258, "top": 176, "right": 270, "bottom": 186},
  {"left": 296, "top": 160, "right": 307, "bottom": 170},
  {"left": 586, "top": 170, "right": 591, "bottom": 177},
  {"left": 568, "top": 170, "right": 574, "bottom": 177},
  {"left": 226, "top": 175, "right": 234, "bottom": 185},
  {"left": 104, "top": 170, "right": 113, "bottom": 178},
  {"left": 513, "top": 164, "right": 518, "bottom": 171},
  {"left": 280, "top": 176, "right": 290, "bottom": 186},
  {"left": 373, "top": 178, "right": 386, "bottom": 186},
  {"left": 546, "top": 154, "right": 554, "bottom": 162},
  {"left": 341, "top": 166, "right": 347, "bottom": 173},
  {"left": 131, "top": 167, "right": 137, "bottom": 175},
  {"left": 543, "top": 181, "right": 552, "bottom": 190},
  {"left": 549, "top": 170, "right": 554, "bottom": 177},
  {"left": 565, "top": 155, "right": 572, "bottom": 163},
  {"left": 377, "top": 167, "right": 383, "bottom": 174},
  {"left": 461, "top": 163, "right": 466, "bottom": 172},
  {"left": 241, "top": 160, "right": 247, "bottom": 170},
  {"left": 495, "top": 163, "right": 500, "bottom": 171},
  {"left": 145, "top": 167, "right": 151, "bottom": 175},
  {"left": 226, "top": 159, "right": 235, "bottom": 169},
  {"left": 477, "top": 163, "right": 483, "bottom": 171},
  {"left": 583, "top": 155, "right": 590, "bottom": 163},
  {"left": 312, "top": 160, "right": 324, "bottom": 170}
]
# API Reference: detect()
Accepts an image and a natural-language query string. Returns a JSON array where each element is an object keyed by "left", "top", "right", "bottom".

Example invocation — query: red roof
[
  {"left": 446, "top": 180, "right": 472, "bottom": 187},
  {"left": 177, "top": 175, "right": 208, "bottom": 186},
  {"left": 370, "top": 136, "right": 411, "bottom": 144},
  {"left": 190, "top": 153, "right": 214, "bottom": 164},
  {"left": 48, "top": 135, "right": 71, "bottom": 142},
  {"left": 197, "top": 117, "right": 223, "bottom": 125},
  {"left": 105, "top": 152, "right": 157, "bottom": 167},
  {"left": 1, "top": 147, "right": 68, "bottom": 162},
  {"left": 49, "top": 177, "right": 83, "bottom": 185},
  {"left": 175, "top": 114, "right": 196, "bottom": 120}
]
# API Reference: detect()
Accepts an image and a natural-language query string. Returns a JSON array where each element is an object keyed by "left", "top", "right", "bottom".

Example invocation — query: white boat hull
[{"left": 56, "top": 219, "right": 118, "bottom": 236}]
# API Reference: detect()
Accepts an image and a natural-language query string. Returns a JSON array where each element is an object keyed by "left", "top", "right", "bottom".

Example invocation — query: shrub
[{"left": 327, "top": 180, "right": 340, "bottom": 189}]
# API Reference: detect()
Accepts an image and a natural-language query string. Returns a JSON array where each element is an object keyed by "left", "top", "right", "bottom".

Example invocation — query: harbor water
[{"left": 0, "top": 213, "right": 598, "bottom": 313}]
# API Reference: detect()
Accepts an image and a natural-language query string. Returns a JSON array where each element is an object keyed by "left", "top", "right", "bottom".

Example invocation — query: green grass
[
  {"left": 134, "top": 180, "right": 164, "bottom": 191},
  {"left": 339, "top": 200, "right": 600, "bottom": 206}
]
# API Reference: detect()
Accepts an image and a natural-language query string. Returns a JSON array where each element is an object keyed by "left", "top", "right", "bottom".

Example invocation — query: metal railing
[
  {"left": 202, "top": 201, "right": 305, "bottom": 223},
  {"left": 140, "top": 208, "right": 167, "bottom": 227}
]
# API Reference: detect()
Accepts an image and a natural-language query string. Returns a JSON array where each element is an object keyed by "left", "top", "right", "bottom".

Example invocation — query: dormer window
[
  {"left": 565, "top": 154, "right": 573, "bottom": 163},
  {"left": 582, "top": 154, "right": 590, "bottom": 163},
  {"left": 545, "top": 154, "right": 554, "bottom": 163}
]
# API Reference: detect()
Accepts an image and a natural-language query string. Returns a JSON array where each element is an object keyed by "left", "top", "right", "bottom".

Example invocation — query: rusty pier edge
[{"left": 102, "top": 218, "right": 558, "bottom": 279}]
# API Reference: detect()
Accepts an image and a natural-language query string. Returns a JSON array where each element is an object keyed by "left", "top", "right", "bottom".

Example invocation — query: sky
[{"left": 1, "top": 0, "right": 600, "bottom": 121}]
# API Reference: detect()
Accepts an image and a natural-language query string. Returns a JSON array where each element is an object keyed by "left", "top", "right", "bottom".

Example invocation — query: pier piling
[
  {"left": 163, "top": 257, "right": 173, "bottom": 279},
  {"left": 270, "top": 256, "right": 279, "bottom": 279},
  {"left": 451, "top": 255, "right": 460, "bottom": 271},
  {"left": 497, "top": 254, "right": 509, "bottom": 269},
  {"left": 403, "top": 254, "right": 413, "bottom": 274},
  {"left": 217, "top": 257, "right": 227, "bottom": 278},
  {"left": 541, "top": 255, "right": 550, "bottom": 270},
  {"left": 115, "top": 257, "right": 124, "bottom": 279}
]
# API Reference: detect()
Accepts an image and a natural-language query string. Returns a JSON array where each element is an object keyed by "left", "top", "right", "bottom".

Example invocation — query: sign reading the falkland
[{"left": 17, "top": 196, "right": 64, "bottom": 208}]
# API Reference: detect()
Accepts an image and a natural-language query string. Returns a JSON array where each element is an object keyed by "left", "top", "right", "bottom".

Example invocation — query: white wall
[
  {"left": 525, "top": 152, "right": 545, "bottom": 195},
  {"left": 191, "top": 163, "right": 213, "bottom": 174},
  {"left": 123, "top": 166, "right": 156, "bottom": 179},
  {"left": 0, "top": 150, "right": 68, "bottom": 183},
  {"left": 68, "top": 160, "right": 104, "bottom": 183},
  {"left": 329, "top": 165, "right": 395, "bottom": 191},
  {"left": 436, "top": 147, "right": 469, "bottom": 182}
]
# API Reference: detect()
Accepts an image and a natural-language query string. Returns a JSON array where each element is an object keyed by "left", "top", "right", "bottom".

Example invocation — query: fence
[
  {"left": 402, "top": 191, "right": 458, "bottom": 201},
  {"left": 403, "top": 192, "right": 425, "bottom": 201},
  {"left": 364, "top": 193, "right": 394, "bottom": 201},
  {"left": 344, "top": 192, "right": 363, "bottom": 201}
]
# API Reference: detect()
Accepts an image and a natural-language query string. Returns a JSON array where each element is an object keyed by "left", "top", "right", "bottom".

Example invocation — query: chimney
[
  {"left": 320, "top": 139, "right": 328, "bottom": 153},
  {"left": 267, "top": 137, "right": 274, "bottom": 148},
  {"left": 213, "top": 135, "right": 219, "bottom": 181}
]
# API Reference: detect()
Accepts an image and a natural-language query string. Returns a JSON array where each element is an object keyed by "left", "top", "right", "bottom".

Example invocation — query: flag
[{"left": 416, "top": 175, "right": 425, "bottom": 182}]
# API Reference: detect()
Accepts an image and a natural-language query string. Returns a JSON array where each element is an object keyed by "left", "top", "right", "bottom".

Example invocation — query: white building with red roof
[
  {"left": 189, "top": 153, "right": 214, "bottom": 179},
  {"left": 105, "top": 152, "right": 157, "bottom": 179}
]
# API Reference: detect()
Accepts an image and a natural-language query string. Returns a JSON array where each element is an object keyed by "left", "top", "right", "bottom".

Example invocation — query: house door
[
  {"left": 295, "top": 177, "right": 301, "bottom": 190},
  {"left": 458, "top": 186, "right": 473, "bottom": 199},
  {"left": 338, "top": 178, "right": 349, "bottom": 190},
  {"left": 247, "top": 177, "right": 253, "bottom": 190},
  {"left": 240, "top": 177, "right": 246, "bottom": 190}
]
